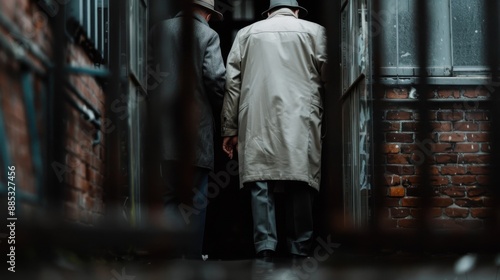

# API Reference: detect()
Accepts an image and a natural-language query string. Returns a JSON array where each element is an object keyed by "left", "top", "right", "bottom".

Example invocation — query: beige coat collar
[{"left": 267, "top": 8, "right": 298, "bottom": 19}]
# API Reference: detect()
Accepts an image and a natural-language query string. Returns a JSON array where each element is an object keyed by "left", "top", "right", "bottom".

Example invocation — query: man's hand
[{"left": 222, "top": 136, "right": 238, "bottom": 159}]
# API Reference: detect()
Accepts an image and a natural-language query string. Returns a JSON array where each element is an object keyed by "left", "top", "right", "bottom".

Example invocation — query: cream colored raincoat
[{"left": 221, "top": 8, "right": 328, "bottom": 190}]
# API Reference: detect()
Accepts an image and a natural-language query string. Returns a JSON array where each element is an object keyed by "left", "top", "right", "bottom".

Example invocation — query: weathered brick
[
  {"left": 466, "top": 186, "right": 490, "bottom": 197},
  {"left": 437, "top": 111, "right": 464, "bottom": 121},
  {"left": 479, "top": 122, "right": 491, "bottom": 131},
  {"left": 403, "top": 175, "right": 423, "bottom": 186},
  {"left": 451, "top": 175, "right": 477, "bottom": 185},
  {"left": 410, "top": 152, "right": 432, "bottom": 165},
  {"left": 390, "top": 208, "right": 411, "bottom": 218},
  {"left": 410, "top": 208, "right": 442, "bottom": 218},
  {"left": 455, "top": 198, "right": 484, "bottom": 207},
  {"left": 476, "top": 175, "right": 490, "bottom": 186},
  {"left": 401, "top": 122, "right": 417, "bottom": 132},
  {"left": 466, "top": 133, "right": 490, "bottom": 142},
  {"left": 466, "top": 112, "right": 489, "bottom": 121},
  {"left": 383, "top": 172, "right": 402, "bottom": 186},
  {"left": 401, "top": 197, "right": 420, "bottom": 207},
  {"left": 431, "top": 122, "right": 452, "bottom": 132},
  {"left": 438, "top": 133, "right": 466, "bottom": 142},
  {"left": 459, "top": 154, "right": 490, "bottom": 164},
  {"left": 382, "top": 121, "right": 401, "bottom": 131},
  {"left": 74, "top": 175, "right": 90, "bottom": 192},
  {"left": 444, "top": 207, "right": 469, "bottom": 218},
  {"left": 386, "top": 165, "right": 400, "bottom": 175},
  {"left": 437, "top": 89, "right": 460, "bottom": 99},
  {"left": 431, "top": 143, "right": 453, "bottom": 153},
  {"left": 440, "top": 186, "right": 466, "bottom": 197},
  {"left": 481, "top": 144, "right": 491, "bottom": 152},
  {"left": 453, "top": 143, "right": 480, "bottom": 153},
  {"left": 386, "top": 111, "right": 413, "bottom": 120},
  {"left": 405, "top": 186, "right": 423, "bottom": 197},
  {"left": 387, "top": 154, "right": 411, "bottom": 164},
  {"left": 383, "top": 198, "right": 401, "bottom": 207},
  {"left": 429, "top": 166, "right": 440, "bottom": 175},
  {"left": 471, "top": 208, "right": 493, "bottom": 218},
  {"left": 83, "top": 195, "right": 95, "bottom": 210},
  {"left": 386, "top": 133, "right": 414, "bottom": 143},
  {"left": 431, "top": 176, "right": 449, "bottom": 186},
  {"left": 388, "top": 187, "right": 405, "bottom": 197},
  {"left": 400, "top": 144, "right": 418, "bottom": 154},
  {"left": 383, "top": 144, "right": 401, "bottom": 154},
  {"left": 441, "top": 166, "right": 466, "bottom": 175},
  {"left": 463, "top": 88, "right": 490, "bottom": 98},
  {"left": 432, "top": 197, "right": 454, "bottom": 207},
  {"left": 386, "top": 88, "right": 409, "bottom": 99},
  {"left": 453, "top": 122, "right": 479, "bottom": 131}
]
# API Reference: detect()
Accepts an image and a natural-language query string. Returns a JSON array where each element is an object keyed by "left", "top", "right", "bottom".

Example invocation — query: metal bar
[
  {"left": 105, "top": 0, "right": 127, "bottom": 221},
  {"left": 65, "top": 66, "right": 111, "bottom": 78},
  {"left": 371, "top": 0, "right": 388, "bottom": 250},
  {"left": 20, "top": 71, "right": 43, "bottom": 204},
  {"left": 47, "top": 0, "right": 69, "bottom": 216},
  {"left": 484, "top": 0, "right": 500, "bottom": 234},
  {"left": 340, "top": 73, "right": 366, "bottom": 103},
  {"left": 176, "top": 0, "right": 196, "bottom": 206},
  {"left": 94, "top": 0, "right": 98, "bottom": 51},
  {"left": 0, "top": 96, "right": 11, "bottom": 173},
  {"left": 0, "top": 11, "right": 52, "bottom": 68},
  {"left": 64, "top": 93, "right": 102, "bottom": 146},
  {"left": 321, "top": 0, "right": 344, "bottom": 236},
  {"left": 415, "top": 0, "right": 432, "bottom": 247},
  {"left": 376, "top": 77, "right": 498, "bottom": 86},
  {"left": 377, "top": 99, "right": 491, "bottom": 104},
  {"left": 0, "top": 32, "right": 46, "bottom": 76},
  {"left": 64, "top": 82, "right": 102, "bottom": 118}
]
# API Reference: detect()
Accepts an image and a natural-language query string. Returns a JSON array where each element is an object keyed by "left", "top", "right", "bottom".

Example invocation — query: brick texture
[
  {"left": 0, "top": 2, "right": 106, "bottom": 225},
  {"left": 379, "top": 86, "right": 493, "bottom": 231}
]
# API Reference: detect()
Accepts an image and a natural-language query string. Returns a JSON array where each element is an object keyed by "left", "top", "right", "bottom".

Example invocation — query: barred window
[
  {"left": 376, "top": 0, "right": 488, "bottom": 77},
  {"left": 38, "top": 0, "right": 109, "bottom": 65}
]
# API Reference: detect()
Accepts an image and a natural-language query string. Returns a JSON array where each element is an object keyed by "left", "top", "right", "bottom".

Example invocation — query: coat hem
[{"left": 241, "top": 175, "right": 319, "bottom": 190}]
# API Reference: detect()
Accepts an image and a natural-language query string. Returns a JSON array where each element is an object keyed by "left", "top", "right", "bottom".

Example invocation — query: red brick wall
[
  {"left": 379, "top": 86, "right": 493, "bottom": 230},
  {"left": 0, "top": 1, "right": 106, "bottom": 224},
  {"left": 63, "top": 44, "right": 106, "bottom": 224}
]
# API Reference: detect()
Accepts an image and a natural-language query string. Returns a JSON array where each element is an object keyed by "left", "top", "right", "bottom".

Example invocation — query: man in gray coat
[
  {"left": 221, "top": 0, "right": 327, "bottom": 260},
  {"left": 148, "top": 0, "right": 225, "bottom": 259}
]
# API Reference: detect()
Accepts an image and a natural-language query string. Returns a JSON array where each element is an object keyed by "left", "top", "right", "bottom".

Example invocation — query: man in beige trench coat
[{"left": 221, "top": 0, "right": 328, "bottom": 260}]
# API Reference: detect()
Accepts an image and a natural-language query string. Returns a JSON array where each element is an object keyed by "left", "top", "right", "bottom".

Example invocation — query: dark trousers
[
  {"left": 162, "top": 161, "right": 209, "bottom": 259},
  {"left": 249, "top": 181, "right": 315, "bottom": 256}
]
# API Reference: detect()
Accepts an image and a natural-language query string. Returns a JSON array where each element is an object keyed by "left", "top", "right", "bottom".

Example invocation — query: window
[
  {"left": 341, "top": 0, "right": 368, "bottom": 91},
  {"left": 451, "top": 0, "right": 486, "bottom": 68},
  {"left": 376, "top": 0, "right": 488, "bottom": 77},
  {"left": 130, "top": 0, "right": 148, "bottom": 87},
  {"left": 37, "top": 0, "right": 110, "bottom": 65}
]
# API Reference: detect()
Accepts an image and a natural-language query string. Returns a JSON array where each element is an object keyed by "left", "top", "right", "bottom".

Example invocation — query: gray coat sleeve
[{"left": 203, "top": 32, "right": 226, "bottom": 114}]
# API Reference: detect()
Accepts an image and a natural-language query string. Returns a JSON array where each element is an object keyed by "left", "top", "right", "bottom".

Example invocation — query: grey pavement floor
[{"left": 3, "top": 253, "right": 500, "bottom": 280}]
